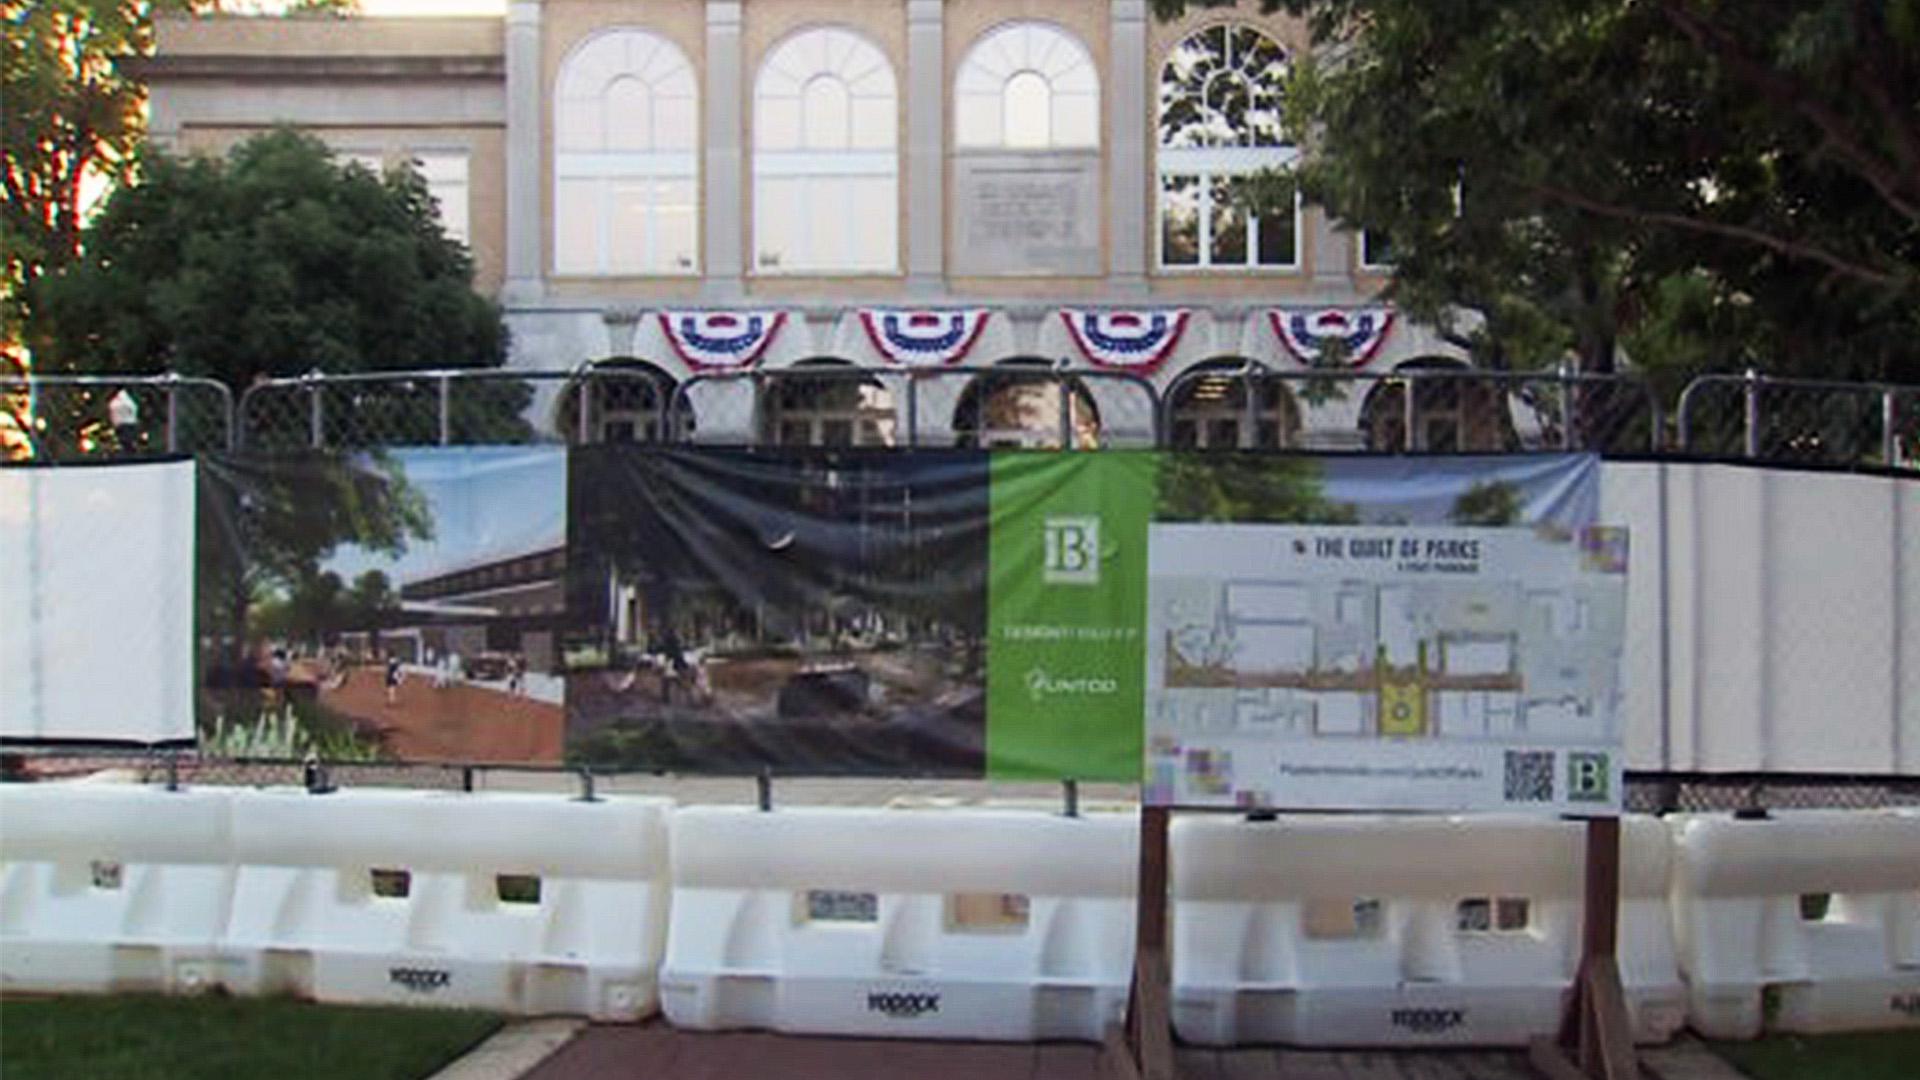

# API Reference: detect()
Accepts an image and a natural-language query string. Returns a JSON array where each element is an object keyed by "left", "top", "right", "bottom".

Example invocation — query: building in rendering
[{"left": 141, "top": 0, "right": 1519, "bottom": 449}]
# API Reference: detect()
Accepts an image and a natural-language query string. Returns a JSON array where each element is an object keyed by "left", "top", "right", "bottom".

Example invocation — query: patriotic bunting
[
  {"left": 1059, "top": 309, "right": 1191, "bottom": 375},
  {"left": 1271, "top": 306, "right": 1395, "bottom": 367},
  {"left": 658, "top": 310, "right": 787, "bottom": 372},
  {"left": 859, "top": 308, "right": 992, "bottom": 368}
]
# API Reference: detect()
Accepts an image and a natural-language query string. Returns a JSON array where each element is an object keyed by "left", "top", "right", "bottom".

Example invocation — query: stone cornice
[{"left": 122, "top": 54, "right": 504, "bottom": 81}]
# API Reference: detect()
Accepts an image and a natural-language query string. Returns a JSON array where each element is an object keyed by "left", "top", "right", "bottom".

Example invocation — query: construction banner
[{"left": 196, "top": 446, "right": 1605, "bottom": 790}]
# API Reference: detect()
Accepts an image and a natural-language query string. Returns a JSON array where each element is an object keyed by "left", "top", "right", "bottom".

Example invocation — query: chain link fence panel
[
  {"left": 668, "top": 363, "right": 1162, "bottom": 449},
  {"left": 1678, "top": 374, "right": 1916, "bottom": 469},
  {"left": 1159, "top": 365, "right": 1662, "bottom": 454},
  {"left": 236, "top": 370, "right": 692, "bottom": 450},
  {"left": 2, "top": 375, "right": 233, "bottom": 461}
]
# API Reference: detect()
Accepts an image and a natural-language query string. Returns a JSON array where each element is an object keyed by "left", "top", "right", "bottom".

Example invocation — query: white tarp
[
  {"left": 0, "top": 461, "right": 196, "bottom": 743},
  {"left": 1146, "top": 524, "right": 1629, "bottom": 812}
]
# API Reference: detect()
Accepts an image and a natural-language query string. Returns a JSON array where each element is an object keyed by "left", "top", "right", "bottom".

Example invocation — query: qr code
[{"left": 1503, "top": 750, "right": 1555, "bottom": 802}]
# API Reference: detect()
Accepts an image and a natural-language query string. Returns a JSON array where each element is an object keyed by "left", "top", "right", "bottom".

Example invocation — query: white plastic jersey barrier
[
  {"left": 223, "top": 789, "right": 671, "bottom": 1020},
  {"left": 661, "top": 806, "right": 1138, "bottom": 1041},
  {"left": 1670, "top": 811, "right": 1920, "bottom": 1039},
  {"left": 1, "top": 784, "right": 235, "bottom": 995},
  {"left": 1172, "top": 815, "right": 1685, "bottom": 1048}
]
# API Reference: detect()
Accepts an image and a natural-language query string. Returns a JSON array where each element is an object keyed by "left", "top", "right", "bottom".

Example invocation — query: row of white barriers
[
  {"left": 0, "top": 784, "right": 672, "bottom": 1020},
  {"left": 2, "top": 783, "right": 1916, "bottom": 1045}
]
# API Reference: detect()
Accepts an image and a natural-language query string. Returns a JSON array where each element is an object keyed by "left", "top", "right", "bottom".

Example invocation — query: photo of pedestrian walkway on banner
[
  {"left": 196, "top": 447, "right": 567, "bottom": 764},
  {"left": 562, "top": 446, "right": 991, "bottom": 776}
]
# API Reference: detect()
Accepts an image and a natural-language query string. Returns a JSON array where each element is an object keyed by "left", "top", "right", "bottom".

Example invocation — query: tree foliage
[
  {"left": 1, "top": 0, "right": 184, "bottom": 363},
  {"left": 35, "top": 129, "right": 507, "bottom": 385},
  {"left": 1, "top": 1, "right": 358, "bottom": 366},
  {"left": 1154, "top": 0, "right": 1920, "bottom": 383}
]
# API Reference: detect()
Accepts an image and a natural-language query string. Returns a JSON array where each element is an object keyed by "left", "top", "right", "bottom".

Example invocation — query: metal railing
[
  {"left": 1677, "top": 371, "right": 1916, "bottom": 468},
  {"left": 234, "top": 366, "right": 694, "bottom": 451},
  {"left": 1, "top": 373, "right": 234, "bottom": 461},
  {"left": 1159, "top": 361, "right": 1665, "bottom": 454},
  {"left": 5, "top": 364, "right": 1914, "bottom": 469},
  {"left": 665, "top": 359, "right": 1164, "bottom": 449}
]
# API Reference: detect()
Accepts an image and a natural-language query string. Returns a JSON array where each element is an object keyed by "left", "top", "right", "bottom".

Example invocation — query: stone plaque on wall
[{"left": 952, "top": 152, "right": 1101, "bottom": 276}]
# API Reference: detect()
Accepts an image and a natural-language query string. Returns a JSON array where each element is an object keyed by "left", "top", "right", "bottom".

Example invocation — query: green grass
[
  {"left": 1710, "top": 1029, "right": 1920, "bottom": 1080},
  {"left": 0, "top": 994, "right": 503, "bottom": 1080}
]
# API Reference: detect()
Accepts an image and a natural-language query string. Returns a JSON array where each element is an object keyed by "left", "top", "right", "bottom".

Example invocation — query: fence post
[
  {"left": 1056, "top": 363, "right": 1073, "bottom": 450},
  {"left": 164, "top": 374, "right": 180, "bottom": 454},
  {"left": 1883, "top": 387, "right": 1899, "bottom": 467},
  {"left": 1241, "top": 364, "right": 1258, "bottom": 449},
  {"left": 1402, "top": 371, "right": 1419, "bottom": 452},
  {"left": 906, "top": 373, "right": 920, "bottom": 449},
  {"left": 576, "top": 375, "right": 593, "bottom": 444},
  {"left": 306, "top": 372, "right": 325, "bottom": 450},
  {"left": 1558, "top": 362, "right": 1577, "bottom": 451},
  {"left": 1743, "top": 368, "right": 1763, "bottom": 459},
  {"left": 438, "top": 374, "right": 453, "bottom": 446}
]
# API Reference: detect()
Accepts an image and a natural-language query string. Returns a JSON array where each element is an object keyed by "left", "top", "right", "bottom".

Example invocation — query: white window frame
[
  {"left": 752, "top": 27, "right": 899, "bottom": 275},
  {"left": 554, "top": 28, "right": 700, "bottom": 277},
  {"left": 409, "top": 149, "right": 471, "bottom": 247},
  {"left": 1156, "top": 24, "right": 1301, "bottom": 272},
  {"left": 954, "top": 21, "right": 1100, "bottom": 151}
]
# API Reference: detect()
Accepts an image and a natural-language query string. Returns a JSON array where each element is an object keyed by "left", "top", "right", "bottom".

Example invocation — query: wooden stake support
[
  {"left": 1529, "top": 815, "right": 1641, "bottom": 1080},
  {"left": 1112, "top": 810, "right": 1636, "bottom": 1080},
  {"left": 1109, "top": 805, "right": 1176, "bottom": 1080}
]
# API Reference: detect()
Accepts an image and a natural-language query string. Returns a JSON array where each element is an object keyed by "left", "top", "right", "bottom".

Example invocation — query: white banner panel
[
  {"left": 0, "top": 461, "right": 196, "bottom": 743},
  {"left": 1145, "top": 525, "right": 1627, "bottom": 812}
]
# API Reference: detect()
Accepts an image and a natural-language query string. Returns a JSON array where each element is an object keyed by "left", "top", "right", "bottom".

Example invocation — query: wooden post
[
  {"left": 1529, "top": 816, "right": 1639, "bottom": 1080},
  {"left": 1107, "top": 805, "right": 1176, "bottom": 1080}
]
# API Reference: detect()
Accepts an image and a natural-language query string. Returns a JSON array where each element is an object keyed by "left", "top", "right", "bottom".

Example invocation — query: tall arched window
[
  {"left": 555, "top": 30, "right": 699, "bottom": 275},
  {"left": 754, "top": 28, "right": 898, "bottom": 274},
  {"left": 1157, "top": 24, "right": 1299, "bottom": 269},
  {"left": 955, "top": 22, "right": 1099, "bottom": 150}
]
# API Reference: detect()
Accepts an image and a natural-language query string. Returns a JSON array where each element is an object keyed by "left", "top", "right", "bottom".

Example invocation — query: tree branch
[
  {"left": 1528, "top": 181, "right": 1905, "bottom": 290},
  {"left": 1657, "top": 0, "right": 1920, "bottom": 225}
]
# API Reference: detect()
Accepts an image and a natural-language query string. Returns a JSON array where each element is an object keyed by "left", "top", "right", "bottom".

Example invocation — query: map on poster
[{"left": 1144, "top": 524, "right": 1628, "bottom": 812}]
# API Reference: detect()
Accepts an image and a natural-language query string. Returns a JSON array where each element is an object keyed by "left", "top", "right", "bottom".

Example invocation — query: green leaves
[
  {"left": 34, "top": 129, "right": 508, "bottom": 387},
  {"left": 1156, "top": 0, "right": 1919, "bottom": 384}
]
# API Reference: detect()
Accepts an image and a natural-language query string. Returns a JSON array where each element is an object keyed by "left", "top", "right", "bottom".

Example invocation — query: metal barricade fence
[
  {"left": 1159, "top": 363, "right": 1664, "bottom": 454},
  {"left": 235, "top": 367, "right": 685, "bottom": 450},
  {"left": 1677, "top": 372, "right": 1917, "bottom": 470},
  {"left": 1, "top": 374, "right": 234, "bottom": 462},
  {"left": 666, "top": 361, "right": 1164, "bottom": 449}
]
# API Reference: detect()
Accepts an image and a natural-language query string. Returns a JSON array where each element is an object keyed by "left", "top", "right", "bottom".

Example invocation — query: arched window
[
  {"left": 953, "top": 363, "right": 1101, "bottom": 449},
  {"left": 1360, "top": 359, "right": 1516, "bottom": 452},
  {"left": 754, "top": 28, "right": 898, "bottom": 273},
  {"left": 955, "top": 22, "right": 1099, "bottom": 150},
  {"left": 1157, "top": 24, "right": 1298, "bottom": 269},
  {"left": 555, "top": 30, "right": 699, "bottom": 275},
  {"left": 561, "top": 361, "right": 686, "bottom": 443},
  {"left": 761, "top": 362, "right": 898, "bottom": 447},
  {"left": 1168, "top": 360, "right": 1301, "bottom": 449}
]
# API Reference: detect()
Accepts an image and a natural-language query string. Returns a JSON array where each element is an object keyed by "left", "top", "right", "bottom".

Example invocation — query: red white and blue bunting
[
  {"left": 1271, "top": 306, "right": 1395, "bottom": 367},
  {"left": 858, "top": 308, "right": 991, "bottom": 368},
  {"left": 658, "top": 310, "right": 787, "bottom": 372},
  {"left": 1059, "top": 308, "right": 1191, "bottom": 375}
]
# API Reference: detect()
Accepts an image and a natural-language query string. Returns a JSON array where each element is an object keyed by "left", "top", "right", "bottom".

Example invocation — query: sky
[{"left": 321, "top": 446, "right": 565, "bottom": 587}]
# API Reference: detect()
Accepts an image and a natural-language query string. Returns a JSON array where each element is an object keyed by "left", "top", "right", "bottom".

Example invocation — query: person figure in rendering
[
  {"left": 384, "top": 653, "right": 403, "bottom": 706},
  {"left": 507, "top": 653, "right": 526, "bottom": 697}
]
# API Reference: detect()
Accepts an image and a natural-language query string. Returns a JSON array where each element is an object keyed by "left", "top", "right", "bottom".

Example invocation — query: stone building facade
[{"left": 145, "top": 1, "right": 1502, "bottom": 450}]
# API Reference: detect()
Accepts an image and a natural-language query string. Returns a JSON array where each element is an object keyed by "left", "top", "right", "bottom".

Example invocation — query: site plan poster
[{"left": 1144, "top": 524, "right": 1628, "bottom": 812}]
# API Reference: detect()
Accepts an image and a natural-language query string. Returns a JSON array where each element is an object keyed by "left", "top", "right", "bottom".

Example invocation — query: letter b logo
[
  {"left": 1567, "top": 752, "right": 1610, "bottom": 802},
  {"left": 1044, "top": 516, "right": 1100, "bottom": 585}
]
